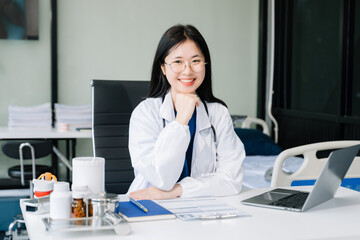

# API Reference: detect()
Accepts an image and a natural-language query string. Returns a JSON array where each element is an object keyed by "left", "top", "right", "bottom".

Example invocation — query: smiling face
[{"left": 161, "top": 39, "right": 206, "bottom": 100}]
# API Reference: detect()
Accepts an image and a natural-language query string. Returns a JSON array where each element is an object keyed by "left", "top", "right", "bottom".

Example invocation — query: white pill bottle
[{"left": 50, "top": 182, "right": 72, "bottom": 219}]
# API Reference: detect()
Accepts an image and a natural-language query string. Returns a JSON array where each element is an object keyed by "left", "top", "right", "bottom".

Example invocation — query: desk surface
[
  {"left": 0, "top": 127, "right": 92, "bottom": 139},
  {"left": 21, "top": 186, "right": 360, "bottom": 240}
]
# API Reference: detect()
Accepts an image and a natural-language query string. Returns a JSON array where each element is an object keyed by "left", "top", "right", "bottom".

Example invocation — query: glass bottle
[{"left": 71, "top": 193, "right": 86, "bottom": 218}]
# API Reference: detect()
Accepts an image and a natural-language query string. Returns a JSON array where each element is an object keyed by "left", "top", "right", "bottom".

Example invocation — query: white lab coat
[{"left": 127, "top": 91, "right": 245, "bottom": 197}]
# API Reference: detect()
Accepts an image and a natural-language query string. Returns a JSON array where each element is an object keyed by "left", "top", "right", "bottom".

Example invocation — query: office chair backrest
[
  {"left": 91, "top": 80, "right": 150, "bottom": 194},
  {"left": 271, "top": 140, "right": 360, "bottom": 191}
]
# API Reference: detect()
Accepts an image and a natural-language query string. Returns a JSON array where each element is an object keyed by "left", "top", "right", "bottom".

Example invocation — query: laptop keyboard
[{"left": 270, "top": 192, "right": 309, "bottom": 209}]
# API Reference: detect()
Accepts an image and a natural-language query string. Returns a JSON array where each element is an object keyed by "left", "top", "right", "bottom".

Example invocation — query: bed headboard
[
  {"left": 232, "top": 115, "right": 281, "bottom": 156},
  {"left": 231, "top": 115, "right": 270, "bottom": 136}
]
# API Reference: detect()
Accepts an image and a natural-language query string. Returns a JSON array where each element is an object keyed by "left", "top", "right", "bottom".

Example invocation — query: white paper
[
  {"left": 156, "top": 197, "right": 250, "bottom": 221},
  {"left": 8, "top": 103, "right": 52, "bottom": 128}
]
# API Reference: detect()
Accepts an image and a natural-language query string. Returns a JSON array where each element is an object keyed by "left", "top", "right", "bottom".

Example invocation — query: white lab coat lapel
[
  {"left": 159, "top": 92, "right": 175, "bottom": 124},
  {"left": 192, "top": 101, "right": 214, "bottom": 176}
]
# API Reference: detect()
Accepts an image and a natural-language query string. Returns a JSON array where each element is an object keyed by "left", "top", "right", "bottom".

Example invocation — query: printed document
[{"left": 156, "top": 197, "right": 250, "bottom": 221}]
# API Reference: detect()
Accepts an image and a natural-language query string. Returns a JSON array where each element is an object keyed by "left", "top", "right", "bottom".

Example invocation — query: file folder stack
[
  {"left": 54, "top": 104, "right": 92, "bottom": 131},
  {"left": 8, "top": 103, "right": 52, "bottom": 129}
]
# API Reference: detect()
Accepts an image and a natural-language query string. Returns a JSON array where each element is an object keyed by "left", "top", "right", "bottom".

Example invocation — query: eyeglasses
[{"left": 164, "top": 59, "right": 207, "bottom": 73}]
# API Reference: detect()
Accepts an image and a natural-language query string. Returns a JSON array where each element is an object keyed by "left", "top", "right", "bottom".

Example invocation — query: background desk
[
  {"left": 0, "top": 127, "right": 92, "bottom": 180},
  {"left": 21, "top": 186, "right": 360, "bottom": 240}
]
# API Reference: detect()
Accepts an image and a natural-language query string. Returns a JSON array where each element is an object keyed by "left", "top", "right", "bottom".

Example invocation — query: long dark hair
[{"left": 147, "top": 24, "right": 227, "bottom": 107}]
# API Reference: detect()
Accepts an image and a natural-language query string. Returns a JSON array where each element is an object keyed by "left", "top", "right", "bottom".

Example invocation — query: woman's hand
[
  {"left": 174, "top": 93, "right": 200, "bottom": 125},
  {"left": 129, "top": 184, "right": 183, "bottom": 200}
]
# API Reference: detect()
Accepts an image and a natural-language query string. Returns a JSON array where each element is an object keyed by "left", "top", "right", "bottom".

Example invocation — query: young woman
[{"left": 128, "top": 24, "right": 245, "bottom": 199}]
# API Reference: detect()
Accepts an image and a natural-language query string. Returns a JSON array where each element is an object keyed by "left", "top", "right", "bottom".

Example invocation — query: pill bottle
[
  {"left": 71, "top": 185, "right": 91, "bottom": 202},
  {"left": 50, "top": 182, "right": 72, "bottom": 219},
  {"left": 72, "top": 193, "right": 86, "bottom": 218}
]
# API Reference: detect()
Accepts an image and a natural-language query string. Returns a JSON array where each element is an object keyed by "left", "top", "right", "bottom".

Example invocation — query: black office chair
[
  {"left": 2, "top": 140, "right": 53, "bottom": 187},
  {"left": 92, "top": 80, "right": 150, "bottom": 194}
]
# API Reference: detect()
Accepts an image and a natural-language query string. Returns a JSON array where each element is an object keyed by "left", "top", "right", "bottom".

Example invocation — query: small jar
[
  {"left": 71, "top": 193, "right": 86, "bottom": 218},
  {"left": 88, "top": 192, "right": 118, "bottom": 217}
]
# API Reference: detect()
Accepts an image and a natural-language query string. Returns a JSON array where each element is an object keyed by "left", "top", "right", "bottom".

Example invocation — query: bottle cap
[
  {"left": 53, "top": 182, "right": 70, "bottom": 192},
  {"left": 33, "top": 179, "right": 54, "bottom": 192},
  {"left": 72, "top": 192, "right": 84, "bottom": 199}
]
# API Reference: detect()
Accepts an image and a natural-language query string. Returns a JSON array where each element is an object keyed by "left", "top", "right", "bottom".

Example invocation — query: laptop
[{"left": 241, "top": 144, "right": 360, "bottom": 212}]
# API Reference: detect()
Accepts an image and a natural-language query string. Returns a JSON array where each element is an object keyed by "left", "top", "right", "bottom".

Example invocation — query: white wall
[
  {"left": 0, "top": 0, "right": 259, "bottom": 123},
  {"left": 57, "top": 0, "right": 259, "bottom": 116},
  {"left": 0, "top": 0, "right": 259, "bottom": 177}
]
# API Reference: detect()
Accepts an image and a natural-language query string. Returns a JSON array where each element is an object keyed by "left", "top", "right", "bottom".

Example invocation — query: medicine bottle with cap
[
  {"left": 50, "top": 182, "right": 72, "bottom": 219},
  {"left": 72, "top": 192, "right": 86, "bottom": 218},
  {"left": 71, "top": 185, "right": 91, "bottom": 202}
]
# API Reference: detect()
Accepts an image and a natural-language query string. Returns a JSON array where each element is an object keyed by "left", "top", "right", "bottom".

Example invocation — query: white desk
[
  {"left": 0, "top": 127, "right": 92, "bottom": 180},
  {"left": 21, "top": 186, "right": 360, "bottom": 240}
]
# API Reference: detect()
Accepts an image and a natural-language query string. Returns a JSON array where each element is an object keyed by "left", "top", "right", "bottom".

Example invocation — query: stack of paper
[
  {"left": 8, "top": 103, "right": 52, "bottom": 129},
  {"left": 54, "top": 104, "right": 92, "bottom": 130}
]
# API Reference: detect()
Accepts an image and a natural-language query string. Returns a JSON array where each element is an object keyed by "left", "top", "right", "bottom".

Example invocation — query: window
[
  {"left": 259, "top": 0, "right": 360, "bottom": 148},
  {"left": 289, "top": 0, "right": 342, "bottom": 114},
  {"left": 353, "top": 2, "right": 360, "bottom": 116}
]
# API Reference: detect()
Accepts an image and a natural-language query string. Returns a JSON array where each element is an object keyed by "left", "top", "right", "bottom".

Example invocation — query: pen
[{"left": 129, "top": 197, "right": 148, "bottom": 213}]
